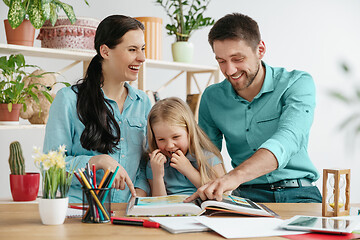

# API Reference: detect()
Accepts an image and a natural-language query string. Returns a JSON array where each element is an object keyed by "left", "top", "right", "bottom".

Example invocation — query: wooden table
[{"left": 0, "top": 203, "right": 352, "bottom": 240}]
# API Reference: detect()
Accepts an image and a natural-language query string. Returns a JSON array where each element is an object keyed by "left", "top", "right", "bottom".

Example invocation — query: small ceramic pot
[
  {"left": 0, "top": 103, "right": 22, "bottom": 125},
  {"left": 9, "top": 172, "right": 40, "bottom": 201},
  {"left": 38, "top": 197, "right": 69, "bottom": 225},
  {"left": 171, "top": 41, "right": 194, "bottom": 63},
  {"left": 4, "top": 19, "right": 35, "bottom": 46}
]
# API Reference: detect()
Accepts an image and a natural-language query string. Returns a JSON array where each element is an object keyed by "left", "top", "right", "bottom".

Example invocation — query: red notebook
[{"left": 282, "top": 232, "right": 360, "bottom": 240}]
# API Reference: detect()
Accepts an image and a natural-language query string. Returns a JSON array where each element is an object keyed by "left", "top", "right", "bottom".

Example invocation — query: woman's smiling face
[{"left": 103, "top": 29, "right": 146, "bottom": 82}]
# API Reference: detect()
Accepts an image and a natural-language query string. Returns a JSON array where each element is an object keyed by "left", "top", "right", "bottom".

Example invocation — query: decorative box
[{"left": 37, "top": 17, "right": 100, "bottom": 50}]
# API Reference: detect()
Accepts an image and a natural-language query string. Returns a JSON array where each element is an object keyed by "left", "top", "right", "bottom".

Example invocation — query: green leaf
[
  {"left": 42, "top": 2, "right": 51, "bottom": 20},
  {"left": 8, "top": 0, "right": 26, "bottom": 29},
  {"left": 55, "top": 1, "right": 76, "bottom": 24},
  {"left": 49, "top": 3, "right": 58, "bottom": 26},
  {"left": 341, "top": 62, "right": 350, "bottom": 73},
  {"left": 28, "top": 0, "right": 46, "bottom": 29},
  {"left": 3, "top": 0, "right": 11, "bottom": 7},
  {"left": 41, "top": 90, "right": 54, "bottom": 103},
  {"left": 338, "top": 113, "right": 360, "bottom": 130},
  {"left": 328, "top": 91, "right": 351, "bottom": 104},
  {"left": 29, "top": 90, "right": 40, "bottom": 104},
  {"left": 8, "top": 55, "right": 16, "bottom": 70},
  {"left": 355, "top": 88, "right": 360, "bottom": 100},
  {"left": 7, "top": 103, "right": 13, "bottom": 112},
  {"left": 14, "top": 54, "right": 25, "bottom": 68}
]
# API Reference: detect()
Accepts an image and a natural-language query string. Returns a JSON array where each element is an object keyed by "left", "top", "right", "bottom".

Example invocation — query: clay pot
[
  {"left": 0, "top": 103, "right": 22, "bottom": 125},
  {"left": 4, "top": 19, "right": 35, "bottom": 46}
]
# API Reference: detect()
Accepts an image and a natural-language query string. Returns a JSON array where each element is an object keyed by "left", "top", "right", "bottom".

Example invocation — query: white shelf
[
  {"left": 0, "top": 43, "right": 95, "bottom": 61},
  {"left": 0, "top": 124, "right": 45, "bottom": 130},
  {"left": 0, "top": 43, "right": 220, "bottom": 127},
  {"left": 0, "top": 43, "right": 217, "bottom": 71},
  {"left": 144, "top": 59, "right": 218, "bottom": 72}
]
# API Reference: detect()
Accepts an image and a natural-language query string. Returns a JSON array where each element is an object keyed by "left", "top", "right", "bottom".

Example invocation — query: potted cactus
[{"left": 9, "top": 141, "right": 40, "bottom": 201}]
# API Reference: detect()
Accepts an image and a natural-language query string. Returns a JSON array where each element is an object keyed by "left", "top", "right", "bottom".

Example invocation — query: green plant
[
  {"left": 0, "top": 54, "right": 69, "bottom": 113},
  {"left": 8, "top": 141, "right": 26, "bottom": 175},
  {"left": 329, "top": 62, "right": 360, "bottom": 148},
  {"left": 155, "top": 0, "right": 215, "bottom": 41},
  {"left": 3, "top": 0, "right": 89, "bottom": 29},
  {"left": 33, "top": 145, "right": 76, "bottom": 199}
]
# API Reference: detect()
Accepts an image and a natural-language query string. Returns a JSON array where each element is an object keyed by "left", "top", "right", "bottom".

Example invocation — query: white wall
[{"left": 1, "top": 0, "right": 360, "bottom": 202}]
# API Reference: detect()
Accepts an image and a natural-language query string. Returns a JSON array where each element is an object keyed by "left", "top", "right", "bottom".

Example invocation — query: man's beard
[{"left": 229, "top": 62, "right": 260, "bottom": 93}]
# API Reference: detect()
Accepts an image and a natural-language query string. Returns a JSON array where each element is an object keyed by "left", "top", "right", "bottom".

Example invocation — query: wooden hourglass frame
[{"left": 322, "top": 169, "right": 350, "bottom": 217}]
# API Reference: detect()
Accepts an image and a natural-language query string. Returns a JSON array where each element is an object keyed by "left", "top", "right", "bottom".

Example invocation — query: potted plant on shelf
[
  {"left": 0, "top": 54, "right": 68, "bottom": 125},
  {"left": 8, "top": 141, "right": 40, "bottom": 201},
  {"left": 33, "top": 145, "right": 76, "bottom": 225},
  {"left": 155, "top": 0, "right": 215, "bottom": 63},
  {"left": 2, "top": 0, "right": 89, "bottom": 46}
]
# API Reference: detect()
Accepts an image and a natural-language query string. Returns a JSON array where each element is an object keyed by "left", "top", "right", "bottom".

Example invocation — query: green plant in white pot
[
  {"left": 155, "top": 0, "right": 215, "bottom": 63},
  {"left": 33, "top": 145, "right": 77, "bottom": 225}
]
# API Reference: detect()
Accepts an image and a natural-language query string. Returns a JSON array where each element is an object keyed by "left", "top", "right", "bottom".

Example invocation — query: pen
[
  {"left": 92, "top": 164, "right": 96, "bottom": 188},
  {"left": 111, "top": 217, "right": 160, "bottom": 228},
  {"left": 74, "top": 172, "right": 83, "bottom": 185},
  {"left": 69, "top": 205, "right": 88, "bottom": 210}
]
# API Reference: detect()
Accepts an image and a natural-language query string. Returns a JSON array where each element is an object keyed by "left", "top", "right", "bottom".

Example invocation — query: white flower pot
[
  {"left": 171, "top": 41, "right": 194, "bottom": 63},
  {"left": 38, "top": 197, "right": 69, "bottom": 225}
]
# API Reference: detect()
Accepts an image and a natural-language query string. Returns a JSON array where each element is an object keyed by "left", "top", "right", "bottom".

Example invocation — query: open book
[{"left": 126, "top": 194, "right": 277, "bottom": 217}]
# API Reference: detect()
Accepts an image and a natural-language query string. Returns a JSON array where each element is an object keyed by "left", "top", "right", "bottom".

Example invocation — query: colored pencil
[
  {"left": 101, "top": 166, "right": 119, "bottom": 204},
  {"left": 92, "top": 164, "right": 96, "bottom": 188},
  {"left": 78, "top": 170, "right": 110, "bottom": 220}
]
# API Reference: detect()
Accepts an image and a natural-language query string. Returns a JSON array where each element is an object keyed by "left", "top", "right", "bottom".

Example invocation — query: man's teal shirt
[{"left": 199, "top": 61, "right": 320, "bottom": 185}]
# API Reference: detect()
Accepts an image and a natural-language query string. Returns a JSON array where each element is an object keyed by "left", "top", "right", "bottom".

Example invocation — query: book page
[
  {"left": 200, "top": 195, "right": 274, "bottom": 217},
  {"left": 135, "top": 195, "right": 190, "bottom": 206}
]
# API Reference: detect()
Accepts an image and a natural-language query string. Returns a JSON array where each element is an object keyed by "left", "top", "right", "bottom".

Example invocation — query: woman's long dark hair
[{"left": 72, "top": 15, "right": 144, "bottom": 154}]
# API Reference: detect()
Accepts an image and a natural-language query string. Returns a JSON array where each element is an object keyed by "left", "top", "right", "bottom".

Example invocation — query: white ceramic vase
[
  {"left": 171, "top": 41, "right": 194, "bottom": 63},
  {"left": 38, "top": 197, "right": 69, "bottom": 225}
]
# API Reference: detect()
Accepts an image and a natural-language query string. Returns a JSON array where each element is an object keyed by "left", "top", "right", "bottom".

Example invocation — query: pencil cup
[{"left": 82, "top": 187, "right": 112, "bottom": 223}]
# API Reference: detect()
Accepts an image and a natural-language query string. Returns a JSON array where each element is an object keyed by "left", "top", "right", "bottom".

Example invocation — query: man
[{"left": 185, "top": 13, "right": 322, "bottom": 203}]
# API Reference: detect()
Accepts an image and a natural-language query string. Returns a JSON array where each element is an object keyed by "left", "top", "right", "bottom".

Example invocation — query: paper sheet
[
  {"left": 196, "top": 217, "right": 306, "bottom": 239},
  {"left": 149, "top": 216, "right": 209, "bottom": 234}
]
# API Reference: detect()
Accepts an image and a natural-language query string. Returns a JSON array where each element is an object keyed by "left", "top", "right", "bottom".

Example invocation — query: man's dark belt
[{"left": 239, "top": 178, "right": 313, "bottom": 190}]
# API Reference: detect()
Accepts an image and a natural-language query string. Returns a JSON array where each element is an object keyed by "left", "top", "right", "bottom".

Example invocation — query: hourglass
[{"left": 322, "top": 169, "right": 350, "bottom": 217}]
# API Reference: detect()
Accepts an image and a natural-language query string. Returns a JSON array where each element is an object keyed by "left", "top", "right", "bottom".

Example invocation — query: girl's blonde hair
[{"left": 147, "top": 97, "right": 225, "bottom": 185}]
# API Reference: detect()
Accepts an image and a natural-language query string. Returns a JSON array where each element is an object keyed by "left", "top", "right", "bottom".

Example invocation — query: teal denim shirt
[
  {"left": 44, "top": 82, "right": 151, "bottom": 203},
  {"left": 146, "top": 151, "right": 222, "bottom": 195},
  {"left": 199, "top": 61, "right": 320, "bottom": 185}
]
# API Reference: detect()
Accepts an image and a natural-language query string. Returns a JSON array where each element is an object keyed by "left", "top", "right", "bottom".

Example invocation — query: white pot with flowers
[{"left": 33, "top": 145, "right": 76, "bottom": 225}]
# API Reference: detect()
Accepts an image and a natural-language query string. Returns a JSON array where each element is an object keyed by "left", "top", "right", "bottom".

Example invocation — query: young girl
[{"left": 146, "top": 97, "right": 226, "bottom": 196}]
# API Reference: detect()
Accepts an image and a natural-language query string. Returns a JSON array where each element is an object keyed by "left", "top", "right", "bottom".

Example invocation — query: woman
[{"left": 44, "top": 15, "right": 151, "bottom": 203}]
